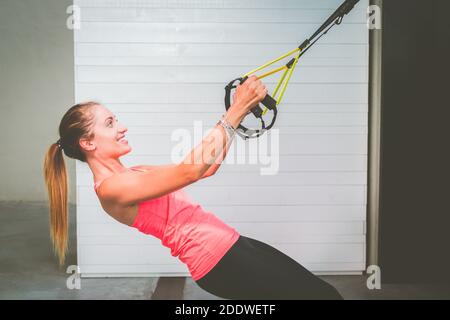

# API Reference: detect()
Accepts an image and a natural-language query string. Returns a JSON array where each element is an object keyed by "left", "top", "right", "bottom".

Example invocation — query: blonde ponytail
[
  {"left": 43, "top": 142, "right": 69, "bottom": 266},
  {"left": 43, "top": 101, "right": 98, "bottom": 266}
]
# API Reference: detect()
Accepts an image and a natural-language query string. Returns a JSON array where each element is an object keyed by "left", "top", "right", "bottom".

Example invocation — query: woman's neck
[{"left": 88, "top": 157, "right": 128, "bottom": 183}]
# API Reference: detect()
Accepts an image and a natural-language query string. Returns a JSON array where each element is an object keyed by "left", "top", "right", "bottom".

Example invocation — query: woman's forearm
[
  {"left": 180, "top": 75, "right": 267, "bottom": 180},
  {"left": 181, "top": 104, "right": 246, "bottom": 180},
  {"left": 200, "top": 126, "right": 233, "bottom": 178}
]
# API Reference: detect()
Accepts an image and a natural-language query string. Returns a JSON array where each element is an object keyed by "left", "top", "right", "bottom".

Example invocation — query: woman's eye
[{"left": 108, "top": 118, "right": 118, "bottom": 127}]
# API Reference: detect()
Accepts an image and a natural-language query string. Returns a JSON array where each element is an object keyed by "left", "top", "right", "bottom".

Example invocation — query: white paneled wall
[{"left": 75, "top": 0, "right": 369, "bottom": 277}]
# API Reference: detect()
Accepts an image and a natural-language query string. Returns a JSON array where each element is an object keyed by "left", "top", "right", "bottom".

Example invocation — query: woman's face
[{"left": 88, "top": 104, "right": 131, "bottom": 158}]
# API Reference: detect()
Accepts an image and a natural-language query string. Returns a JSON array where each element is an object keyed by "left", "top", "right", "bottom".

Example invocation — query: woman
[{"left": 43, "top": 76, "right": 343, "bottom": 300}]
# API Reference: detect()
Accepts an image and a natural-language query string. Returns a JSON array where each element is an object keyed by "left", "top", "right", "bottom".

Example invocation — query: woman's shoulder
[{"left": 95, "top": 167, "right": 141, "bottom": 195}]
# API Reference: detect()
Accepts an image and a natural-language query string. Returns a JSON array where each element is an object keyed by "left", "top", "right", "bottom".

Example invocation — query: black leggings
[{"left": 196, "top": 235, "right": 343, "bottom": 300}]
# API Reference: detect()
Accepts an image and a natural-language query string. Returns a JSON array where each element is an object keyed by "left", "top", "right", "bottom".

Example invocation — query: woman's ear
[{"left": 79, "top": 138, "right": 96, "bottom": 151}]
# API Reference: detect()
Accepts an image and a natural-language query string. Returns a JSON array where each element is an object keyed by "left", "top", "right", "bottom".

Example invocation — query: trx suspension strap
[{"left": 224, "top": 0, "right": 361, "bottom": 139}]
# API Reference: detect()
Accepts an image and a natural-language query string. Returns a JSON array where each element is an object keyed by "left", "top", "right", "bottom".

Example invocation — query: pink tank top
[{"left": 94, "top": 167, "right": 240, "bottom": 281}]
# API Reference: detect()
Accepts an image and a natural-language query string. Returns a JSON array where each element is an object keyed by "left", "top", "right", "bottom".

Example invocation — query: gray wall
[{"left": 0, "top": 0, "right": 76, "bottom": 203}]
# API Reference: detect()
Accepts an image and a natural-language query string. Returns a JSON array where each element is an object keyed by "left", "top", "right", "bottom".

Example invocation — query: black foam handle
[
  {"left": 224, "top": 76, "right": 279, "bottom": 139},
  {"left": 261, "top": 94, "right": 277, "bottom": 111}
]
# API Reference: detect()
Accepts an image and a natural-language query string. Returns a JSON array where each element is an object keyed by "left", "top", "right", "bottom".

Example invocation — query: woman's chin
[{"left": 118, "top": 145, "right": 132, "bottom": 156}]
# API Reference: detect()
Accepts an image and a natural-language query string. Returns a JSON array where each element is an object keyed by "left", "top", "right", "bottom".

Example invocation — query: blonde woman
[{"left": 43, "top": 76, "right": 342, "bottom": 300}]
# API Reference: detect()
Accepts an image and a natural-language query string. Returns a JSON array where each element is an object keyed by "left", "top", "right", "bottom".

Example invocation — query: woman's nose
[{"left": 118, "top": 123, "right": 128, "bottom": 133}]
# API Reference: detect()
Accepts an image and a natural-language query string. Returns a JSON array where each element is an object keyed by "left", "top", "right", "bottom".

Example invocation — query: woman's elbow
[
  {"left": 179, "top": 163, "right": 202, "bottom": 183},
  {"left": 200, "top": 171, "right": 214, "bottom": 180}
]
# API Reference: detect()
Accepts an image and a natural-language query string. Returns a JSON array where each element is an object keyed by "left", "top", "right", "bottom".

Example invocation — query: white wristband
[{"left": 217, "top": 115, "right": 235, "bottom": 142}]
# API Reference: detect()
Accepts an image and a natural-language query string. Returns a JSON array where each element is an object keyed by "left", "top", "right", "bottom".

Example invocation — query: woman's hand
[
  {"left": 232, "top": 75, "right": 268, "bottom": 115},
  {"left": 220, "top": 75, "right": 268, "bottom": 131}
]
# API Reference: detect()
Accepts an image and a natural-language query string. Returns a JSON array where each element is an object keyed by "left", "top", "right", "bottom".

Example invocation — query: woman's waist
[{"left": 162, "top": 209, "right": 238, "bottom": 256}]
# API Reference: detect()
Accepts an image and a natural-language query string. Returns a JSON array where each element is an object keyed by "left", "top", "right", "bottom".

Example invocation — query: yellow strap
[
  {"left": 276, "top": 53, "right": 300, "bottom": 104},
  {"left": 262, "top": 67, "right": 290, "bottom": 116},
  {"left": 243, "top": 47, "right": 300, "bottom": 78},
  {"left": 241, "top": 47, "right": 303, "bottom": 116},
  {"left": 262, "top": 58, "right": 299, "bottom": 115},
  {"left": 257, "top": 65, "right": 288, "bottom": 80}
]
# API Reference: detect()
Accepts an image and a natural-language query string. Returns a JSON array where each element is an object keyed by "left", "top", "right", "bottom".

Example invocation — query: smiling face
[{"left": 86, "top": 104, "right": 131, "bottom": 159}]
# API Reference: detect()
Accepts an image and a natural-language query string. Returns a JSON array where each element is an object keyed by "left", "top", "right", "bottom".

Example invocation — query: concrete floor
[{"left": 2, "top": 201, "right": 450, "bottom": 300}]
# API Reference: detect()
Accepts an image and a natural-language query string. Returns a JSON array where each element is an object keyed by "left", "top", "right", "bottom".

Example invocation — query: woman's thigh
[{"left": 196, "top": 235, "right": 343, "bottom": 300}]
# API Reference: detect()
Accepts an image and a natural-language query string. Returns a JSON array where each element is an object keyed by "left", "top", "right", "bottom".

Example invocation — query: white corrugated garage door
[{"left": 75, "top": 0, "right": 368, "bottom": 277}]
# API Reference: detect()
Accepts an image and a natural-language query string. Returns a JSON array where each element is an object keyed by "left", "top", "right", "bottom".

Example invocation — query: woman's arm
[
  {"left": 199, "top": 127, "right": 233, "bottom": 179},
  {"left": 132, "top": 126, "right": 232, "bottom": 180},
  {"left": 180, "top": 76, "right": 266, "bottom": 180},
  {"left": 132, "top": 115, "right": 235, "bottom": 179},
  {"left": 100, "top": 76, "right": 266, "bottom": 206},
  {"left": 101, "top": 108, "right": 245, "bottom": 206},
  {"left": 133, "top": 78, "right": 266, "bottom": 180},
  {"left": 179, "top": 108, "right": 243, "bottom": 180}
]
